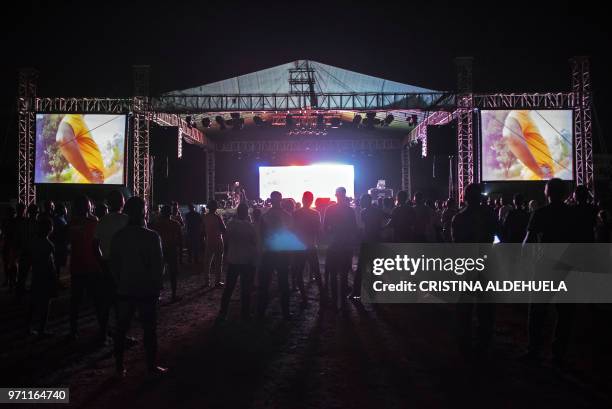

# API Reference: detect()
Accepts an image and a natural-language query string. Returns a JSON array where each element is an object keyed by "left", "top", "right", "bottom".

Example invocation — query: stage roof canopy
[{"left": 166, "top": 60, "right": 438, "bottom": 96}]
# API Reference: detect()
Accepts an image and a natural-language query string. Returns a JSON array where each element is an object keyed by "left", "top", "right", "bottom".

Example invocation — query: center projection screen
[
  {"left": 259, "top": 164, "right": 355, "bottom": 202},
  {"left": 35, "top": 113, "right": 127, "bottom": 185},
  {"left": 480, "top": 110, "right": 573, "bottom": 181}
]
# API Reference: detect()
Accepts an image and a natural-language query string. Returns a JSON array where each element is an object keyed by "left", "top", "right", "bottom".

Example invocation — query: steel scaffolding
[{"left": 17, "top": 68, "right": 38, "bottom": 205}]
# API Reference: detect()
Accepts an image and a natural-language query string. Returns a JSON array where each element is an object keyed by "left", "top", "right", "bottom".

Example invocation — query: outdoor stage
[{"left": 17, "top": 58, "right": 594, "bottom": 205}]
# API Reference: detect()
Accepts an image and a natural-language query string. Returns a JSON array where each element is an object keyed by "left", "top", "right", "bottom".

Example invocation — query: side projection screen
[
  {"left": 480, "top": 110, "right": 573, "bottom": 181},
  {"left": 35, "top": 114, "right": 127, "bottom": 185}
]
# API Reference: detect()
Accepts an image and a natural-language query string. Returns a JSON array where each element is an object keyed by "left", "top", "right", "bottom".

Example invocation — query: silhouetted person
[
  {"left": 202, "top": 200, "right": 226, "bottom": 288},
  {"left": 26, "top": 217, "right": 57, "bottom": 337},
  {"left": 152, "top": 205, "right": 182, "bottom": 302},
  {"left": 51, "top": 203, "right": 69, "bottom": 280},
  {"left": 1, "top": 206, "right": 17, "bottom": 289},
  {"left": 69, "top": 195, "right": 106, "bottom": 342},
  {"left": 16, "top": 203, "right": 39, "bottom": 300},
  {"left": 111, "top": 196, "right": 167, "bottom": 377},
  {"left": 452, "top": 183, "right": 497, "bottom": 358},
  {"left": 94, "top": 202, "right": 108, "bottom": 220},
  {"left": 39, "top": 200, "right": 55, "bottom": 221},
  {"left": 412, "top": 192, "right": 435, "bottom": 242},
  {"left": 324, "top": 187, "right": 357, "bottom": 310},
  {"left": 388, "top": 190, "right": 415, "bottom": 243},
  {"left": 218, "top": 203, "right": 257, "bottom": 321},
  {"left": 501, "top": 194, "right": 530, "bottom": 243},
  {"left": 571, "top": 185, "right": 598, "bottom": 243},
  {"left": 185, "top": 203, "right": 202, "bottom": 264},
  {"left": 292, "top": 191, "right": 324, "bottom": 304},
  {"left": 94, "top": 190, "right": 129, "bottom": 340},
  {"left": 441, "top": 198, "right": 457, "bottom": 242},
  {"left": 351, "top": 193, "right": 387, "bottom": 300},
  {"left": 170, "top": 201, "right": 184, "bottom": 264},
  {"left": 257, "top": 191, "right": 294, "bottom": 319},
  {"left": 596, "top": 210, "right": 611, "bottom": 243},
  {"left": 498, "top": 196, "right": 512, "bottom": 222},
  {"left": 523, "top": 178, "right": 575, "bottom": 365}
]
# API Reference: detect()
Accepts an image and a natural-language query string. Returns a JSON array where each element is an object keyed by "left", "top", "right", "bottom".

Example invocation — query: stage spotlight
[
  {"left": 330, "top": 117, "right": 341, "bottom": 129},
  {"left": 215, "top": 115, "right": 226, "bottom": 130},
  {"left": 384, "top": 114, "right": 394, "bottom": 125},
  {"left": 352, "top": 114, "right": 362, "bottom": 127},
  {"left": 201, "top": 117, "right": 211, "bottom": 128},
  {"left": 253, "top": 115, "right": 263, "bottom": 126}
]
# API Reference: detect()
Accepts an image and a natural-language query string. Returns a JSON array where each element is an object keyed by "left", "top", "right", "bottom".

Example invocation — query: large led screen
[
  {"left": 259, "top": 164, "right": 355, "bottom": 202},
  {"left": 35, "top": 114, "right": 127, "bottom": 184},
  {"left": 481, "top": 110, "right": 573, "bottom": 181}
]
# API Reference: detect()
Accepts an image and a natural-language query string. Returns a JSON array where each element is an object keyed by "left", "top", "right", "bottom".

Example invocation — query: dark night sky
[{"left": 0, "top": 0, "right": 610, "bottom": 198}]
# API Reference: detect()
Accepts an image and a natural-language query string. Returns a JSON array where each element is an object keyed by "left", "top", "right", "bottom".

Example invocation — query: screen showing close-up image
[
  {"left": 34, "top": 113, "right": 127, "bottom": 184},
  {"left": 481, "top": 109, "right": 573, "bottom": 181}
]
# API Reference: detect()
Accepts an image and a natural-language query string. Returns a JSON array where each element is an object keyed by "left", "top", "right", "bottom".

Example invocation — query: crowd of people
[{"left": 0, "top": 179, "right": 611, "bottom": 377}]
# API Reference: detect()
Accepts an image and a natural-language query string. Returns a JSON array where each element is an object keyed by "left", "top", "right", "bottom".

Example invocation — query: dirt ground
[{"left": 1, "top": 260, "right": 611, "bottom": 409}]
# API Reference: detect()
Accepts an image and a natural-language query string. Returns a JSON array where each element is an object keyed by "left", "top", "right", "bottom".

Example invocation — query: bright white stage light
[{"left": 259, "top": 164, "right": 355, "bottom": 202}]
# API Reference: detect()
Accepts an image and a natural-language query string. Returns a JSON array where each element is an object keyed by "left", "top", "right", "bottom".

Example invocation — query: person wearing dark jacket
[
  {"left": 111, "top": 196, "right": 167, "bottom": 377},
  {"left": 26, "top": 217, "right": 57, "bottom": 337}
]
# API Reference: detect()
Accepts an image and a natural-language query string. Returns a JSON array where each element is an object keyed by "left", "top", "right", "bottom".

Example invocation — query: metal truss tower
[
  {"left": 571, "top": 57, "right": 594, "bottom": 191},
  {"left": 455, "top": 57, "right": 474, "bottom": 203},
  {"left": 289, "top": 60, "right": 318, "bottom": 108},
  {"left": 132, "top": 65, "right": 151, "bottom": 204},
  {"left": 17, "top": 68, "right": 38, "bottom": 205}
]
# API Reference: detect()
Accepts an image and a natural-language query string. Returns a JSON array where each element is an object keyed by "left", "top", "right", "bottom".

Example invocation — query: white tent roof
[{"left": 166, "top": 60, "right": 437, "bottom": 95}]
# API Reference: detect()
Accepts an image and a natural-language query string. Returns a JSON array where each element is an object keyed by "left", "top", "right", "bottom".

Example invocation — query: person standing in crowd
[
  {"left": 528, "top": 199, "right": 539, "bottom": 214},
  {"left": 596, "top": 210, "right": 611, "bottom": 243},
  {"left": 498, "top": 196, "right": 513, "bottom": 222},
  {"left": 323, "top": 187, "right": 357, "bottom": 310},
  {"left": 441, "top": 198, "right": 458, "bottom": 243},
  {"left": 571, "top": 185, "right": 598, "bottom": 243},
  {"left": 10, "top": 203, "right": 27, "bottom": 292},
  {"left": 69, "top": 195, "right": 106, "bottom": 342},
  {"left": 500, "top": 194, "right": 530, "bottom": 243},
  {"left": 111, "top": 197, "right": 167, "bottom": 377},
  {"left": 351, "top": 193, "right": 387, "bottom": 300},
  {"left": 94, "top": 190, "right": 129, "bottom": 341},
  {"left": 185, "top": 204, "right": 202, "bottom": 264},
  {"left": 218, "top": 203, "right": 257, "bottom": 321},
  {"left": 452, "top": 183, "right": 498, "bottom": 358},
  {"left": 257, "top": 191, "right": 294, "bottom": 319},
  {"left": 388, "top": 190, "right": 415, "bottom": 243},
  {"left": 94, "top": 202, "right": 108, "bottom": 220},
  {"left": 152, "top": 205, "right": 182, "bottom": 302},
  {"left": 39, "top": 200, "right": 55, "bottom": 221},
  {"left": 522, "top": 178, "right": 574, "bottom": 365},
  {"left": 16, "top": 203, "right": 39, "bottom": 300},
  {"left": 51, "top": 203, "right": 69, "bottom": 281},
  {"left": 26, "top": 217, "right": 57, "bottom": 337},
  {"left": 170, "top": 201, "right": 184, "bottom": 264},
  {"left": 149, "top": 204, "right": 161, "bottom": 227},
  {"left": 202, "top": 200, "right": 226, "bottom": 288},
  {"left": 412, "top": 192, "right": 435, "bottom": 242},
  {"left": 1, "top": 206, "right": 17, "bottom": 289},
  {"left": 292, "top": 191, "right": 324, "bottom": 305}
]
